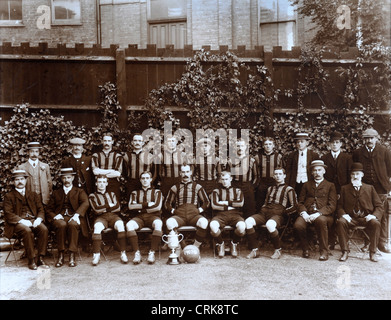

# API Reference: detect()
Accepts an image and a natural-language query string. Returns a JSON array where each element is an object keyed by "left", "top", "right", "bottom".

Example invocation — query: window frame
[
  {"left": 258, "top": 0, "right": 298, "bottom": 50},
  {"left": 0, "top": 0, "right": 23, "bottom": 27},
  {"left": 147, "top": 0, "right": 187, "bottom": 23},
  {"left": 51, "top": 0, "right": 82, "bottom": 26}
]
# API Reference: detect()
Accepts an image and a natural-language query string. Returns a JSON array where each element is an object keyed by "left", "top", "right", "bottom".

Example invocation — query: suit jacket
[
  {"left": 3, "top": 189, "right": 45, "bottom": 239},
  {"left": 285, "top": 149, "right": 319, "bottom": 188},
  {"left": 18, "top": 161, "right": 53, "bottom": 205},
  {"left": 297, "top": 179, "right": 337, "bottom": 216},
  {"left": 62, "top": 155, "right": 93, "bottom": 194},
  {"left": 321, "top": 152, "right": 352, "bottom": 194},
  {"left": 353, "top": 144, "right": 391, "bottom": 193},
  {"left": 337, "top": 182, "right": 384, "bottom": 220},
  {"left": 46, "top": 187, "right": 90, "bottom": 237}
]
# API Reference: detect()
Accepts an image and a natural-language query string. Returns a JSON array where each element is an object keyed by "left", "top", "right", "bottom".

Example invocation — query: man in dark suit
[
  {"left": 285, "top": 132, "right": 319, "bottom": 197},
  {"left": 353, "top": 128, "right": 391, "bottom": 253},
  {"left": 4, "top": 169, "right": 49, "bottom": 270},
  {"left": 293, "top": 160, "right": 337, "bottom": 260},
  {"left": 336, "top": 162, "right": 383, "bottom": 262},
  {"left": 46, "top": 168, "right": 90, "bottom": 267},
  {"left": 321, "top": 131, "right": 352, "bottom": 249},
  {"left": 321, "top": 131, "right": 352, "bottom": 195},
  {"left": 62, "top": 137, "right": 93, "bottom": 195}
]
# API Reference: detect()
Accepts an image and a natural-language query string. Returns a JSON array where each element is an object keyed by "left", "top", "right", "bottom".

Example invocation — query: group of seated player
[{"left": 3, "top": 128, "right": 390, "bottom": 270}]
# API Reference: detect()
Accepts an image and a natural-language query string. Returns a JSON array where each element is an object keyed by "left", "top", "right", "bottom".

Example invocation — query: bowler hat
[
  {"left": 294, "top": 132, "right": 310, "bottom": 140},
  {"left": 69, "top": 137, "right": 86, "bottom": 145},
  {"left": 59, "top": 168, "right": 76, "bottom": 176},
  {"left": 310, "top": 160, "right": 327, "bottom": 168},
  {"left": 12, "top": 169, "right": 29, "bottom": 179},
  {"left": 330, "top": 131, "right": 343, "bottom": 142},
  {"left": 350, "top": 162, "right": 364, "bottom": 172},
  {"left": 27, "top": 142, "right": 42, "bottom": 149},
  {"left": 362, "top": 128, "right": 378, "bottom": 138}
]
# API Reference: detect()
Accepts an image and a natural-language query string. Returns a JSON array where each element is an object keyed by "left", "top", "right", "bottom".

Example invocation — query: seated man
[
  {"left": 336, "top": 162, "right": 383, "bottom": 262},
  {"left": 293, "top": 160, "right": 337, "bottom": 261},
  {"left": 88, "top": 175, "right": 128, "bottom": 266},
  {"left": 4, "top": 169, "right": 49, "bottom": 270},
  {"left": 245, "top": 167, "right": 297, "bottom": 259},
  {"left": 46, "top": 168, "right": 90, "bottom": 268},
  {"left": 164, "top": 164, "right": 210, "bottom": 250},
  {"left": 126, "top": 171, "right": 163, "bottom": 265},
  {"left": 210, "top": 171, "right": 245, "bottom": 258}
]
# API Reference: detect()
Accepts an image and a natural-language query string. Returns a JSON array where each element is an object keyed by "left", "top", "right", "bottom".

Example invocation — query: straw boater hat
[
  {"left": 362, "top": 128, "right": 379, "bottom": 138},
  {"left": 350, "top": 162, "right": 364, "bottom": 172},
  {"left": 59, "top": 168, "right": 76, "bottom": 176},
  {"left": 27, "top": 142, "right": 42, "bottom": 149},
  {"left": 69, "top": 137, "right": 86, "bottom": 145},
  {"left": 294, "top": 132, "right": 310, "bottom": 140},
  {"left": 12, "top": 169, "right": 29, "bottom": 179},
  {"left": 310, "top": 160, "right": 327, "bottom": 169}
]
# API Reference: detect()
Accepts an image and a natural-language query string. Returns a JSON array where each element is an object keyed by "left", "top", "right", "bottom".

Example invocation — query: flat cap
[
  {"left": 362, "top": 128, "right": 378, "bottom": 138},
  {"left": 69, "top": 137, "right": 86, "bottom": 145}
]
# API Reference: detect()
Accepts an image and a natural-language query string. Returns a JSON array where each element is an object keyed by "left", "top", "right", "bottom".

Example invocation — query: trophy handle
[
  {"left": 162, "top": 234, "right": 169, "bottom": 244},
  {"left": 178, "top": 233, "right": 184, "bottom": 243}
]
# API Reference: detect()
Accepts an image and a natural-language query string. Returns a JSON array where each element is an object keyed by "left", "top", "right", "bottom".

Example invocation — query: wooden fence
[{"left": 0, "top": 42, "right": 389, "bottom": 130}]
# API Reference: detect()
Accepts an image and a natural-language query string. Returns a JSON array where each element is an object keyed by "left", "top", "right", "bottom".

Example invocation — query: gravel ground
[{"left": 1, "top": 241, "right": 391, "bottom": 301}]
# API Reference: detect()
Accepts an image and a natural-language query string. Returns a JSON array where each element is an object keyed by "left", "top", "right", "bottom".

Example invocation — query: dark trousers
[
  {"left": 232, "top": 181, "right": 256, "bottom": 218},
  {"left": 14, "top": 222, "right": 48, "bottom": 260},
  {"left": 52, "top": 216, "right": 80, "bottom": 253},
  {"left": 293, "top": 215, "right": 334, "bottom": 253},
  {"left": 336, "top": 217, "right": 380, "bottom": 254}
]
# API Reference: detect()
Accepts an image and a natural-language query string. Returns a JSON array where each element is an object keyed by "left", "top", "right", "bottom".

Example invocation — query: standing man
[
  {"left": 91, "top": 132, "right": 123, "bottom": 201},
  {"left": 62, "top": 137, "right": 93, "bottom": 196},
  {"left": 210, "top": 171, "right": 245, "bottom": 258},
  {"left": 321, "top": 131, "right": 352, "bottom": 249},
  {"left": 89, "top": 175, "right": 128, "bottom": 266},
  {"left": 165, "top": 164, "right": 210, "bottom": 250},
  {"left": 245, "top": 168, "right": 297, "bottom": 259},
  {"left": 4, "top": 169, "right": 49, "bottom": 270},
  {"left": 285, "top": 132, "right": 319, "bottom": 198},
  {"left": 46, "top": 168, "right": 90, "bottom": 268},
  {"left": 321, "top": 131, "right": 352, "bottom": 195},
  {"left": 226, "top": 138, "right": 259, "bottom": 218},
  {"left": 254, "top": 137, "right": 283, "bottom": 212},
  {"left": 336, "top": 163, "right": 383, "bottom": 262},
  {"left": 158, "top": 134, "right": 191, "bottom": 198},
  {"left": 19, "top": 141, "right": 53, "bottom": 205},
  {"left": 293, "top": 160, "right": 337, "bottom": 260},
  {"left": 126, "top": 171, "right": 163, "bottom": 265},
  {"left": 353, "top": 128, "right": 391, "bottom": 253},
  {"left": 123, "top": 133, "right": 156, "bottom": 200}
]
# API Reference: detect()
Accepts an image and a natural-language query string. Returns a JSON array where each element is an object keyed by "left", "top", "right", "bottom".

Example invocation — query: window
[
  {"left": 147, "top": 0, "right": 187, "bottom": 48},
  {"left": 51, "top": 0, "right": 81, "bottom": 25},
  {"left": 0, "top": 0, "right": 22, "bottom": 26},
  {"left": 258, "top": 0, "right": 297, "bottom": 51},
  {"left": 148, "top": 0, "right": 187, "bottom": 22}
]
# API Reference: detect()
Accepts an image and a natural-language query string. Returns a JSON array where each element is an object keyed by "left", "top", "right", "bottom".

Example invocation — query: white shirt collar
[
  {"left": 331, "top": 150, "right": 340, "bottom": 157},
  {"left": 73, "top": 154, "right": 82, "bottom": 159},
  {"left": 63, "top": 186, "right": 73, "bottom": 194},
  {"left": 314, "top": 178, "right": 324, "bottom": 186},
  {"left": 15, "top": 188, "right": 26, "bottom": 195},
  {"left": 28, "top": 159, "right": 38, "bottom": 167}
]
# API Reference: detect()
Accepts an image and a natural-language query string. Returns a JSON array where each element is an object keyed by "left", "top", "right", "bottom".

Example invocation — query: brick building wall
[{"left": 0, "top": 0, "right": 97, "bottom": 47}]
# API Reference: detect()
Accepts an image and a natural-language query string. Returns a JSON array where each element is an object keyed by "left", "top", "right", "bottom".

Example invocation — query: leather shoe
[
  {"left": 378, "top": 244, "right": 391, "bottom": 254},
  {"left": 55, "top": 251, "right": 64, "bottom": 268},
  {"left": 370, "top": 253, "right": 379, "bottom": 262},
  {"left": 302, "top": 250, "right": 309, "bottom": 258},
  {"left": 69, "top": 253, "right": 76, "bottom": 267},
  {"left": 339, "top": 251, "right": 349, "bottom": 262},
  {"left": 36, "top": 255, "right": 48, "bottom": 267},
  {"left": 28, "top": 259, "right": 37, "bottom": 270},
  {"left": 319, "top": 253, "right": 329, "bottom": 261}
]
